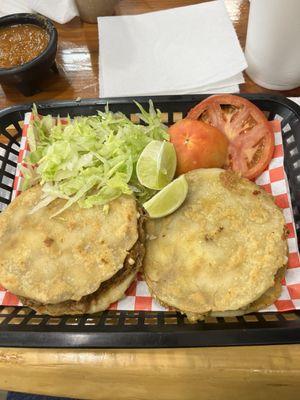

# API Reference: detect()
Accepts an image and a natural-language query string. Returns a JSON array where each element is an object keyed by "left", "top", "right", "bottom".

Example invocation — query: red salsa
[{"left": 0, "top": 24, "right": 49, "bottom": 68}]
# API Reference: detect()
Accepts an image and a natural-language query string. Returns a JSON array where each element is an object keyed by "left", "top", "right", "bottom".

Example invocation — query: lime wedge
[
  {"left": 136, "top": 140, "right": 176, "bottom": 190},
  {"left": 143, "top": 175, "right": 188, "bottom": 218}
]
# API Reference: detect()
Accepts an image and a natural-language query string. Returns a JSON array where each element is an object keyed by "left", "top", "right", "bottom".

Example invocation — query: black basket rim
[
  {"left": 0, "top": 93, "right": 299, "bottom": 119},
  {"left": 1, "top": 93, "right": 300, "bottom": 348}
]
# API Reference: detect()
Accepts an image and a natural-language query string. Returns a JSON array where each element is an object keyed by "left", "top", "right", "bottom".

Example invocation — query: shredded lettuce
[{"left": 22, "top": 101, "right": 169, "bottom": 216}]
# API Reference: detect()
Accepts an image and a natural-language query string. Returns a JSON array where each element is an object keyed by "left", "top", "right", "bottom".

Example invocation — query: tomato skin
[
  {"left": 169, "top": 119, "right": 228, "bottom": 175},
  {"left": 187, "top": 94, "right": 274, "bottom": 180}
]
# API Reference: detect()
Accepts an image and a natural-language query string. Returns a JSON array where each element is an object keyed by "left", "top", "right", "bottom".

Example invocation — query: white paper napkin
[
  {"left": 28, "top": 0, "right": 78, "bottom": 24},
  {"left": 0, "top": 0, "right": 32, "bottom": 16},
  {"left": 150, "top": 72, "right": 244, "bottom": 96},
  {"left": 0, "top": 0, "right": 78, "bottom": 24},
  {"left": 98, "top": 0, "right": 247, "bottom": 98},
  {"left": 289, "top": 97, "right": 300, "bottom": 106}
]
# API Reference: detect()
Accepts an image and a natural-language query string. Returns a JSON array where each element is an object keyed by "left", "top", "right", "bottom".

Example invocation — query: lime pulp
[
  {"left": 136, "top": 140, "right": 177, "bottom": 190},
  {"left": 143, "top": 175, "right": 188, "bottom": 218}
]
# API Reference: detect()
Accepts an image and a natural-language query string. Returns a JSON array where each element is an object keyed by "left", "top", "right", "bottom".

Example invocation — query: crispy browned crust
[
  {"left": 241, "top": 266, "right": 286, "bottom": 312},
  {"left": 22, "top": 209, "right": 146, "bottom": 315},
  {"left": 219, "top": 169, "right": 242, "bottom": 189},
  {"left": 145, "top": 265, "right": 287, "bottom": 322},
  {"left": 144, "top": 169, "right": 288, "bottom": 321},
  {"left": 0, "top": 185, "right": 141, "bottom": 304}
]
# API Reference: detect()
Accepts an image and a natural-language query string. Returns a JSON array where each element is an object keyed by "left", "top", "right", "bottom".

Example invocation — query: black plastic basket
[{"left": 0, "top": 94, "right": 300, "bottom": 348}]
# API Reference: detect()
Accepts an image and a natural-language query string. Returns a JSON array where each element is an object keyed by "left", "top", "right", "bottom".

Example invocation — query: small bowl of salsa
[{"left": 0, "top": 13, "right": 58, "bottom": 96}]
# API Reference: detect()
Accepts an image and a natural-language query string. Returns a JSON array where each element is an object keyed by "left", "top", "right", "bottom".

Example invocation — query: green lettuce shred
[{"left": 22, "top": 101, "right": 169, "bottom": 216}]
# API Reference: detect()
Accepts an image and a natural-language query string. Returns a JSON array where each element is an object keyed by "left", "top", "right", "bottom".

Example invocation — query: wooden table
[
  {"left": 0, "top": 0, "right": 299, "bottom": 108},
  {"left": 0, "top": 1, "right": 300, "bottom": 399}
]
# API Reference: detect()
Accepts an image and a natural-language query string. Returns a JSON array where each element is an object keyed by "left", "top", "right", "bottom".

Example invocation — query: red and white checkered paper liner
[{"left": 1, "top": 113, "right": 300, "bottom": 313}]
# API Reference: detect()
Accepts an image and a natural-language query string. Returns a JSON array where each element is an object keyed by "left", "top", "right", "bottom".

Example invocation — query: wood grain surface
[
  {"left": 0, "top": 1, "right": 300, "bottom": 399},
  {"left": 0, "top": 0, "right": 299, "bottom": 110},
  {"left": 0, "top": 345, "right": 299, "bottom": 400}
]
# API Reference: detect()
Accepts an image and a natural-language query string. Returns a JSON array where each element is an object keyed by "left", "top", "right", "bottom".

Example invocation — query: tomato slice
[{"left": 187, "top": 95, "right": 274, "bottom": 180}]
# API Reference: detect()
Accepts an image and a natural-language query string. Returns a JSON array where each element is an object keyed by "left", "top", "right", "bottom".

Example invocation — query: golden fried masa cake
[
  {"left": 209, "top": 266, "right": 286, "bottom": 317},
  {"left": 22, "top": 210, "right": 145, "bottom": 315},
  {"left": 0, "top": 185, "right": 145, "bottom": 312},
  {"left": 144, "top": 168, "right": 288, "bottom": 321}
]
